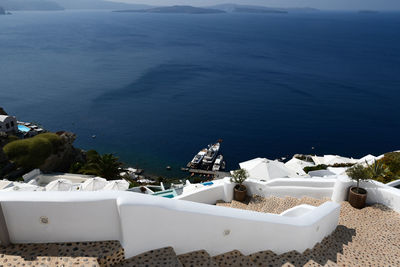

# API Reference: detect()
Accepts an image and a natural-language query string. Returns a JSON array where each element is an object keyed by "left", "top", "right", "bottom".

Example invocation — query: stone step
[
  {"left": 230, "top": 200, "right": 249, "bottom": 210},
  {"left": 177, "top": 249, "right": 219, "bottom": 267},
  {"left": 0, "top": 240, "right": 124, "bottom": 267},
  {"left": 212, "top": 250, "right": 255, "bottom": 267},
  {"left": 215, "top": 200, "right": 231, "bottom": 208},
  {"left": 115, "top": 247, "right": 182, "bottom": 267}
]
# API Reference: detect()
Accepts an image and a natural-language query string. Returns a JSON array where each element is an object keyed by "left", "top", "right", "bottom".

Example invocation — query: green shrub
[
  {"left": 332, "top": 163, "right": 355, "bottom": 168},
  {"left": 7, "top": 135, "right": 19, "bottom": 142},
  {"left": 85, "top": 149, "right": 100, "bottom": 162},
  {"left": 69, "top": 162, "right": 83, "bottom": 173},
  {"left": 303, "top": 164, "right": 328, "bottom": 173},
  {"left": 375, "top": 152, "right": 400, "bottom": 183},
  {"left": 230, "top": 169, "right": 248, "bottom": 185},
  {"left": 346, "top": 164, "right": 370, "bottom": 192},
  {"left": 3, "top": 133, "right": 62, "bottom": 169},
  {"left": 347, "top": 161, "right": 391, "bottom": 189}
]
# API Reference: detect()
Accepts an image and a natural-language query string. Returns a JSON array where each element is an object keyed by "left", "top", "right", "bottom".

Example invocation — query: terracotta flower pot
[
  {"left": 348, "top": 186, "right": 367, "bottom": 209},
  {"left": 234, "top": 184, "right": 247, "bottom": 202}
]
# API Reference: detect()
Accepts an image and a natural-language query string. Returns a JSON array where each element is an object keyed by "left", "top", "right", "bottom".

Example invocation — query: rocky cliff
[
  {"left": 39, "top": 132, "right": 85, "bottom": 173},
  {"left": 0, "top": 107, "right": 8, "bottom": 115}
]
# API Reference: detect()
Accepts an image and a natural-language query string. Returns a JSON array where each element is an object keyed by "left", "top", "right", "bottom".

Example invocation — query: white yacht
[
  {"left": 202, "top": 142, "right": 220, "bottom": 167},
  {"left": 188, "top": 149, "right": 207, "bottom": 168}
]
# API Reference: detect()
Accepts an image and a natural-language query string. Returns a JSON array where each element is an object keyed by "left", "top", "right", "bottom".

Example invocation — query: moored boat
[
  {"left": 187, "top": 148, "right": 207, "bottom": 168},
  {"left": 202, "top": 142, "right": 220, "bottom": 167}
]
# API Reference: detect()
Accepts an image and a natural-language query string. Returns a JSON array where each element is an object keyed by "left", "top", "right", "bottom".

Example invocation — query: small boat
[
  {"left": 212, "top": 155, "right": 223, "bottom": 171},
  {"left": 202, "top": 142, "right": 220, "bottom": 167}
]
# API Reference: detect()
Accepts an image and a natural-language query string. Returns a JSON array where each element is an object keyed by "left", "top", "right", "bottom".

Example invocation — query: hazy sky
[{"left": 114, "top": 0, "right": 400, "bottom": 10}]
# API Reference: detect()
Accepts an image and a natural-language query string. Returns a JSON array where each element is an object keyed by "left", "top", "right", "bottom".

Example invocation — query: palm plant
[{"left": 80, "top": 153, "right": 123, "bottom": 180}]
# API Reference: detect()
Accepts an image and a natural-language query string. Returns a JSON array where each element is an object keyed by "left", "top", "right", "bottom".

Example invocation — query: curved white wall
[
  {"left": 0, "top": 191, "right": 340, "bottom": 258},
  {"left": 118, "top": 197, "right": 340, "bottom": 256},
  {"left": 1, "top": 192, "right": 122, "bottom": 243}
]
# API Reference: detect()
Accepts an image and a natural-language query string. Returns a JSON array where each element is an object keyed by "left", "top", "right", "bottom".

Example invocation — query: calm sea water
[{"left": 1, "top": 11, "right": 399, "bottom": 177}]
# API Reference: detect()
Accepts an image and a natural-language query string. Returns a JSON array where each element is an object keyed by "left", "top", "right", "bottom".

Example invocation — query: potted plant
[
  {"left": 346, "top": 160, "right": 388, "bottom": 209},
  {"left": 231, "top": 169, "right": 248, "bottom": 202},
  {"left": 346, "top": 164, "right": 369, "bottom": 209}
]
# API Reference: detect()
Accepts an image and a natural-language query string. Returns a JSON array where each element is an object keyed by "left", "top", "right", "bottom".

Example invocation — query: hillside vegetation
[{"left": 3, "top": 133, "right": 62, "bottom": 169}]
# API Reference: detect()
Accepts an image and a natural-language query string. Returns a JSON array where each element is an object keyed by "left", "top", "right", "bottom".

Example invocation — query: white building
[{"left": 0, "top": 115, "right": 17, "bottom": 133}]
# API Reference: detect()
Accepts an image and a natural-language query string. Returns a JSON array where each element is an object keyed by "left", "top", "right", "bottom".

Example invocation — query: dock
[{"left": 181, "top": 168, "right": 230, "bottom": 180}]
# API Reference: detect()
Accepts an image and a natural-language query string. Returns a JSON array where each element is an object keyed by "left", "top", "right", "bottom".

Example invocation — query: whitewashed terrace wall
[
  {"left": 244, "top": 178, "right": 336, "bottom": 200},
  {"left": 3, "top": 176, "right": 398, "bottom": 258},
  {"left": 176, "top": 178, "right": 336, "bottom": 203},
  {"left": 331, "top": 176, "right": 400, "bottom": 213},
  {"left": 179, "top": 177, "right": 400, "bottom": 213},
  {"left": 0, "top": 191, "right": 340, "bottom": 258}
]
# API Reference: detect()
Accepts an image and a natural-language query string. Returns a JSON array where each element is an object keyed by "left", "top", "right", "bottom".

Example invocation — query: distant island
[
  {"left": 233, "top": 7, "right": 287, "bottom": 14},
  {"left": 114, "top": 5, "right": 226, "bottom": 14},
  {"left": 0, "top": 0, "right": 319, "bottom": 13},
  {"left": 209, "top": 4, "right": 318, "bottom": 13}
]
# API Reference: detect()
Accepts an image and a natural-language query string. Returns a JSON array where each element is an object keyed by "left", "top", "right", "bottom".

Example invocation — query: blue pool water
[
  {"left": 152, "top": 189, "right": 178, "bottom": 198},
  {"left": 1, "top": 11, "right": 399, "bottom": 177},
  {"left": 18, "top": 125, "right": 31, "bottom": 133}
]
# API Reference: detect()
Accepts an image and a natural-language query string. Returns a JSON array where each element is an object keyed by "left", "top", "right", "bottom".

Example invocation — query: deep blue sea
[{"left": 1, "top": 10, "right": 399, "bottom": 177}]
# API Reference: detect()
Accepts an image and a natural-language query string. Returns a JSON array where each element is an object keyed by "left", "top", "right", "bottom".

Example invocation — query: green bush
[
  {"left": 7, "top": 135, "right": 19, "bottom": 142},
  {"left": 230, "top": 169, "right": 248, "bottom": 185},
  {"left": 332, "top": 163, "right": 355, "bottom": 168},
  {"left": 303, "top": 164, "right": 328, "bottom": 173},
  {"left": 346, "top": 164, "right": 370, "bottom": 191},
  {"left": 375, "top": 152, "right": 400, "bottom": 183},
  {"left": 85, "top": 149, "right": 100, "bottom": 162},
  {"left": 3, "top": 133, "right": 62, "bottom": 169},
  {"left": 69, "top": 161, "right": 83, "bottom": 173}
]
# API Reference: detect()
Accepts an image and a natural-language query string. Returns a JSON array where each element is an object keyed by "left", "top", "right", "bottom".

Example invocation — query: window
[
  {"left": 11, "top": 121, "right": 14, "bottom": 127},
  {"left": 6, "top": 123, "right": 9, "bottom": 129}
]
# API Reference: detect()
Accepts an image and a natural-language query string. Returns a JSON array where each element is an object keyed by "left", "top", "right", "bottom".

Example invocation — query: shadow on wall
[{"left": 250, "top": 225, "right": 356, "bottom": 266}]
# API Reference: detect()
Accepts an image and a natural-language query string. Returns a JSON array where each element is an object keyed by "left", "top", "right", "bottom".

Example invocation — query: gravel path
[{"left": 217, "top": 196, "right": 400, "bottom": 266}]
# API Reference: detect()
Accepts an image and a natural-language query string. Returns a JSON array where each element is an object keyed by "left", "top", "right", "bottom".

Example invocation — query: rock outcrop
[
  {"left": 0, "top": 107, "right": 7, "bottom": 115},
  {"left": 39, "top": 131, "right": 85, "bottom": 173}
]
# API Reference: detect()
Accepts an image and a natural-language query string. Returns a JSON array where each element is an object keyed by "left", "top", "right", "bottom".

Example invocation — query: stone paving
[
  {"left": 0, "top": 240, "right": 124, "bottom": 267},
  {"left": 217, "top": 195, "right": 400, "bottom": 267},
  {"left": 1, "top": 196, "right": 399, "bottom": 266}
]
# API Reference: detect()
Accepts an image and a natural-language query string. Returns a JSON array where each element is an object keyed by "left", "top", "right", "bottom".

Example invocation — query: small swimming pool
[
  {"left": 152, "top": 189, "right": 177, "bottom": 198},
  {"left": 18, "top": 125, "right": 31, "bottom": 132}
]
